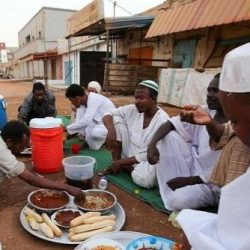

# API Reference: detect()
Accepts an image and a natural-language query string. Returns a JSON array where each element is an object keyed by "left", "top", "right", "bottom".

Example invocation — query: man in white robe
[
  {"left": 147, "top": 74, "right": 228, "bottom": 210},
  {"left": 103, "top": 80, "right": 169, "bottom": 188},
  {"left": 177, "top": 43, "right": 250, "bottom": 250},
  {"left": 65, "top": 84, "right": 115, "bottom": 150}
]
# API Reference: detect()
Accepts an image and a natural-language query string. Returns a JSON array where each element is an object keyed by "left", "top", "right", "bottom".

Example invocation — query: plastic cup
[
  {"left": 62, "top": 156, "right": 96, "bottom": 190},
  {"left": 71, "top": 144, "right": 80, "bottom": 154}
]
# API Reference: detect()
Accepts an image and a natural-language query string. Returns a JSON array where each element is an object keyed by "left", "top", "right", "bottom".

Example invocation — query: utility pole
[{"left": 113, "top": 1, "right": 117, "bottom": 17}]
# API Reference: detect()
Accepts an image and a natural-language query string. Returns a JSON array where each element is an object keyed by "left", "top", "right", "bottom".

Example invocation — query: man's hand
[
  {"left": 147, "top": 143, "right": 160, "bottom": 164},
  {"left": 105, "top": 129, "right": 118, "bottom": 151},
  {"left": 66, "top": 186, "right": 85, "bottom": 199},
  {"left": 180, "top": 105, "right": 212, "bottom": 125},
  {"left": 167, "top": 176, "right": 202, "bottom": 191}
]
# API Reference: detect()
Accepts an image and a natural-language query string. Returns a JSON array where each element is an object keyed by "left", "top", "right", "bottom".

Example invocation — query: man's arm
[
  {"left": 180, "top": 105, "right": 225, "bottom": 143},
  {"left": 19, "top": 169, "right": 84, "bottom": 197},
  {"left": 18, "top": 95, "right": 32, "bottom": 123},
  {"left": 167, "top": 176, "right": 204, "bottom": 191},
  {"left": 103, "top": 114, "right": 117, "bottom": 151},
  {"left": 147, "top": 121, "right": 175, "bottom": 164}
]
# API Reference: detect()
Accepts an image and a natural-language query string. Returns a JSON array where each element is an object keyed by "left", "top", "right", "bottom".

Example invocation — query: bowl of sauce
[
  {"left": 73, "top": 189, "right": 117, "bottom": 214},
  {"left": 27, "top": 189, "right": 70, "bottom": 213}
]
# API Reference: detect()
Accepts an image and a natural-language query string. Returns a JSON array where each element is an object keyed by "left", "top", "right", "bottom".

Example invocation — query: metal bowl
[
  {"left": 51, "top": 208, "right": 83, "bottom": 228},
  {"left": 27, "top": 189, "right": 70, "bottom": 214},
  {"left": 73, "top": 189, "right": 117, "bottom": 214}
]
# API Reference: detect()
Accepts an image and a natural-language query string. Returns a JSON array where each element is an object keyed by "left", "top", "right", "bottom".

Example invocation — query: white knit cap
[
  {"left": 138, "top": 80, "right": 159, "bottom": 92},
  {"left": 220, "top": 43, "right": 250, "bottom": 93},
  {"left": 87, "top": 81, "right": 102, "bottom": 93}
]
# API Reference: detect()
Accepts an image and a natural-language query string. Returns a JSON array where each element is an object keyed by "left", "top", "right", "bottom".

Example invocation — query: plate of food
[
  {"left": 51, "top": 208, "right": 83, "bottom": 228},
  {"left": 126, "top": 236, "right": 175, "bottom": 250},
  {"left": 19, "top": 197, "right": 125, "bottom": 244}
]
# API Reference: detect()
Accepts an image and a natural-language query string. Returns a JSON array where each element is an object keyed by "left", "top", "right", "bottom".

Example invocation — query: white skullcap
[
  {"left": 138, "top": 80, "right": 159, "bottom": 92},
  {"left": 220, "top": 43, "right": 250, "bottom": 93},
  {"left": 88, "top": 81, "right": 102, "bottom": 93}
]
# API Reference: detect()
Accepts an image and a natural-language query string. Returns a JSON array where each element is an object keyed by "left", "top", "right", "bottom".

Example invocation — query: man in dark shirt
[{"left": 18, "top": 82, "right": 57, "bottom": 125}]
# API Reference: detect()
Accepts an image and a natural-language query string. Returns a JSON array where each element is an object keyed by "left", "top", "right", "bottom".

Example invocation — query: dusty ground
[{"left": 0, "top": 80, "right": 182, "bottom": 250}]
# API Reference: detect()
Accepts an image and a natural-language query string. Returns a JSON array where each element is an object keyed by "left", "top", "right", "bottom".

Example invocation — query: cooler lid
[{"left": 29, "top": 117, "right": 63, "bottom": 128}]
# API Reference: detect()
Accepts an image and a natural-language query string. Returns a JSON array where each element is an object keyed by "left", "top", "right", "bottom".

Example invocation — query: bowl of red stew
[
  {"left": 51, "top": 208, "right": 83, "bottom": 228},
  {"left": 27, "top": 189, "right": 70, "bottom": 213},
  {"left": 73, "top": 189, "right": 117, "bottom": 214}
]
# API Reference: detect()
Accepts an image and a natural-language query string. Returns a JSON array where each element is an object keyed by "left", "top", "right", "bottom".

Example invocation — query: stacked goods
[
  {"left": 69, "top": 212, "right": 116, "bottom": 241},
  {"left": 23, "top": 206, "right": 117, "bottom": 242}
]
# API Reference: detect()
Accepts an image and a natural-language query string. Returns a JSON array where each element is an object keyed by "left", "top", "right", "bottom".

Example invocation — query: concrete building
[
  {"left": 0, "top": 43, "right": 7, "bottom": 63},
  {"left": 14, "top": 7, "right": 76, "bottom": 81}
]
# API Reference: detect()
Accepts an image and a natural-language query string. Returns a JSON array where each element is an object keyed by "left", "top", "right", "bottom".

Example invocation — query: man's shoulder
[{"left": 46, "top": 91, "right": 55, "bottom": 99}]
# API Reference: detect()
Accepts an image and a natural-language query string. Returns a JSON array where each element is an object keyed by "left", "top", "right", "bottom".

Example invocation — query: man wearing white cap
[
  {"left": 103, "top": 80, "right": 169, "bottom": 188},
  {"left": 177, "top": 43, "right": 250, "bottom": 250},
  {"left": 87, "top": 81, "right": 102, "bottom": 93}
]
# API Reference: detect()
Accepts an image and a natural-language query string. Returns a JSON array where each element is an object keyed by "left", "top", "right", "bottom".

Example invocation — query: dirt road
[{"left": 0, "top": 80, "right": 182, "bottom": 250}]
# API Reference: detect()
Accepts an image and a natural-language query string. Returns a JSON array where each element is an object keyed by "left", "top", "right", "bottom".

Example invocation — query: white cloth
[
  {"left": 156, "top": 109, "right": 221, "bottom": 210},
  {"left": 177, "top": 170, "right": 250, "bottom": 250},
  {"left": 0, "top": 137, "right": 25, "bottom": 179},
  {"left": 220, "top": 43, "right": 250, "bottom": 93},
  {"left": 107, "top": 104, "right": 169, "bottom": 188},
  {"left": 67, "top": 92, "right": 115, "bottom": 150}
]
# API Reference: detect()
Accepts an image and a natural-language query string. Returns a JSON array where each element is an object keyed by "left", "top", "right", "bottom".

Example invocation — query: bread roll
[
  {"left": 41, "top": 213, "right": 62, "bottom": 237},
  {"left": 23, "top": 207, "right": 43, "bottom": 223},
  {"left": 70, "top": 219, "right": 116, "bottom": 234},
  {"left": 39, "top": 223, "right": 54, "bottom": 238},
  {"left": 69, "top": 226, "right": 113, "bottom": 241},
  {"left": 70, "top": 212, "right": 101, "bottom": 227},
  {"left": 27, "top": 216, "right": 39, "bottom": 230},
  {"left": 83, "top": 214, "right": 116, "bottom": 224}
]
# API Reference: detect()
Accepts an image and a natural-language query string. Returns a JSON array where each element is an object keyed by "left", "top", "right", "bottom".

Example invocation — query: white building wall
[{"left": 0, "top": 50, "right": 8, "bottom": 63}]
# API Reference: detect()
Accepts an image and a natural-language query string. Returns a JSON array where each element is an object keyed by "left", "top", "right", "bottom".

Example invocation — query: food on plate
[
  {"left": 70, "top": 212, "right": 101, "bottom": 227},
  {"left": 39, "top": 222, "right": 54, "bottom": 238},
  {"left": 69, "top": 225, "right": 114, "bottom": 241},
  {"left": 54, "top": 210, "right": 81, "bottom": 227},
  {"left": 23, "top": 206, "right": 43, "bottom": 222},
  {"left": 92, "top": 245, "right": 119, "bottom": 250},
  {"left": 76, "top": 193, "right": 114, "bottom": 210},
  {"left": 69, "top": 219, "right": 116, "bottom": 234},
  {"left": 29, "top": 189, "right": 69, "bottom": 209},
  {"left": 27, "top": 216, "right": 39, "bottom": 230},
  {"left": 83, "top": 214, "right": 116, "bottom": 224},
  {"left": 41, "top": 213, "right": 62, "bottom": 237},
  {"left": 69, "top": 212, "right": 116, "bottom": 242}
]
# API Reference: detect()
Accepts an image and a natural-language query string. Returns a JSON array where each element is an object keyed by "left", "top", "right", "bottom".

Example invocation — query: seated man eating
[{"left": 103, "top": 80, "right": 169, "bottom": 189}]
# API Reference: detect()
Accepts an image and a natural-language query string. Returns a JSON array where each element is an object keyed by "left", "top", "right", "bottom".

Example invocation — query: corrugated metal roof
[{"left": 146, "top": 0, "right": 250, "bottom": 38}]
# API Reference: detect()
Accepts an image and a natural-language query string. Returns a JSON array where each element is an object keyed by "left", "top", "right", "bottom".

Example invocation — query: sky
[{"left": 0, "top": 0, "right": 164, "bottom": 47}]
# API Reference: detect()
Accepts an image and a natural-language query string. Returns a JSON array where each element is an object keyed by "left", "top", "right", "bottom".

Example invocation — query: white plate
[
  {"left": 20, "top": 202, "right": 125, "bottom": 245},
  {"left": 76, "top": 237, "right": 125, "bottom": 250},
  {"left": 20, "top": 148, "right": 32, "bottom": 155},
  {"left": 75, "top": 231, "right": 150, "bottom": 250}
]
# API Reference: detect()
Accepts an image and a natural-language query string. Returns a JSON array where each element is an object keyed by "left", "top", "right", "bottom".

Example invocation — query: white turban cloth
[
  {"left": 220, "top": 43, "right": 250, "bottom": 93},
  {"left": 88, "top": 81, "right": 102, "bottom": 93}
]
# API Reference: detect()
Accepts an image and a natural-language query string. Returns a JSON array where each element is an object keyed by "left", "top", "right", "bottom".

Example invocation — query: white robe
[
  {"left": 67, "top": 92, "right": 115, "bottom": 150},
  {"left": 107, "top": 104, "right": 169, "bottom": 188},
  {"left": 177, "top": 170, "right": 250, "bottom": 250},
  {"left": 156, "top": 109, "right": 221, "bottom": 210}
]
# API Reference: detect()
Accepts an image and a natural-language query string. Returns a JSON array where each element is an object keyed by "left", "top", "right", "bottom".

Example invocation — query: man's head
[
  {"left": 219, "top": 43, "right": 250, "bottom": 146},
  {"left": 206, "top": 73, "right": 221, "bottom": 110},
  {"left": 32, "top": 82, "right": 46, "bottom": 103},
  {"left": 88, "top": 81, "right": 102, "bottom": 93},
  {"left": 1, "top": 120, "right": 30, "bottom": 155},
  {"left": 65, "top": 84, "right": 86, "bottom": 108},
  {"left": 135, "top": 80, "right": 158, "bottom": 113}
]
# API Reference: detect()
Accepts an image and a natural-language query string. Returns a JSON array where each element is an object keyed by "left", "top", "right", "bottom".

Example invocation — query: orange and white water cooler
[{"left": 30, "top": 117, "right": 63, "bottom": 173}]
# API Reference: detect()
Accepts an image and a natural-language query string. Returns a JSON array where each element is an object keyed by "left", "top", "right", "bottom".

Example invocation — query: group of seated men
[{"left": 14, "top": 42, "right": 250, "bottom": 249}]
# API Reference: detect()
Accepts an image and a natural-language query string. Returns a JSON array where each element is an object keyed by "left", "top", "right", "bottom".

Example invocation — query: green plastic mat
[{"left": 60, "top": 115, "right": 169, "bottom": 214}]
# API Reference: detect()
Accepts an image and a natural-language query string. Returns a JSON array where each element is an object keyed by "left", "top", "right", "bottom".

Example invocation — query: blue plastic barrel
[{"left": 0, "top": 95, "right": 7, "bottom": 130}]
